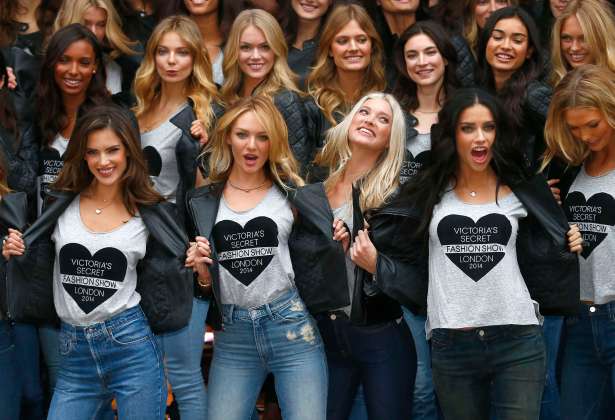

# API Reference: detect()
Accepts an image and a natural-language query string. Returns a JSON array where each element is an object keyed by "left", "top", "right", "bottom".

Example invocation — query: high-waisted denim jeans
[
  {"left": 207, "top": 289, "right": 328, "bottom": 420},
  {"left": 431, "top": 324, "right": 545, "bottom": 420},
  {"left": 561, "top": 302, "right": 615, "bottom": 420},
  {"left": 48, "top": 306, "right": 166, "bottom": 420},
  {"left": 158, "top": 297, "right": 210, "bottom": 420},
  {"left": 0, "top": 320, "right": 20, "bottom": 419}
]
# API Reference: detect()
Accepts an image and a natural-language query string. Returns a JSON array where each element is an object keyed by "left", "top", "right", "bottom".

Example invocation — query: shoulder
[
  {"left": 524, "top": 80, "right": 552, "bottom": 113},
  {"left": 170, "top": 103, "right": 197, "bottom": 132}
]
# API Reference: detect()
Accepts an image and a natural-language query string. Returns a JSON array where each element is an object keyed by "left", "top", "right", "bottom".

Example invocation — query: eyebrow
[{"left": 492, "top": 28, "right": 527, "bottom": 37}]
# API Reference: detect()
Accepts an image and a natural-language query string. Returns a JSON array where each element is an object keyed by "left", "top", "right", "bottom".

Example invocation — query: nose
[
  {"left": 476, "top": 128, "right": 487, "bottom": 142},
  {"left": 68, "top": 60, "right": 79, "bottom": 75},
  {"left": 571, "top": 38, "right": 581, "bottom": 51},
  {"left": 417, "top": 52, "right": 426, "bottom": 65},
  {"left": 87, "top": 24, "right": 97, "bottom": 35},
  {"left": 489, "top": 0, "right": 497, "bottom": 11},
  {"left": 349, "top": 38, "right": 358, "bottom": 51},
  {"left": 246, "top": 135, "right": 258, "bottom": 149},
  {"left": 250, "top": 47, "right": 262, "bottom": 59},
  {"left": 168, "top": 51, "right": 176, "bottom": 64},
  {"left": 99, "top": 151, "right": 110, "bottom": 165},
  {"left": 580, "top": 128, "right": 592, "bottom": 143}
]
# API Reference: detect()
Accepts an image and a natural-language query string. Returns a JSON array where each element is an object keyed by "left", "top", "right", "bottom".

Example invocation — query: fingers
[
  {"left": 2, "top": 229, "right": 25, "bottom": 259},
  {"left": 6, "top": 67, "right": 17, "bottom": 90},
  {"left": 547, "top": 179, "right": 561, "bottom": 204},
  {"left": 332, "top": 218, "right": 349, "bottom": 242},
  {"left": 567, "top": 224, "right": 583, "bottom": 254},
  {"left": 546, "top": 179, "right": 560, "bottom": 187}
]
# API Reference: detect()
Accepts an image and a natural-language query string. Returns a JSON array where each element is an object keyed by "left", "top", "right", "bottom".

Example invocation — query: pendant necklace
[
  {"left": 228, "top": 179, "right": 268, "bottom": 193},
  {"left": 469, "top": 191, "right": 477, "bottom": 197},
  {"left": 94, "top": 199, "right": 114, "bottom": 215}
]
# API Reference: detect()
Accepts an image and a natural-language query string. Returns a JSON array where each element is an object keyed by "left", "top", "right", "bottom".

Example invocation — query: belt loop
[
  {"left": 225, "top": 304, "right": 235, "bottom": 325},
  {"left": 264, "top": 301, "right": 275, "bottom": 321},
  {"left": 607, "top": 302, "right": 615, "bottom": 320}
]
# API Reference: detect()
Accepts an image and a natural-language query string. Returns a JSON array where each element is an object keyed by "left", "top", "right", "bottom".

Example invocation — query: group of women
[{"left": 0, "top": 0, "right": 614, "bottom": 420}]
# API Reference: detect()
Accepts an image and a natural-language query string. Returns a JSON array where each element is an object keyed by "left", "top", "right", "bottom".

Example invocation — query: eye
[
  {"left": 97, "top": 22, "right": 106, "bottom": 27},
  {"left": 257, "top": 134, "right": 269, "bottom": 142},
  {"left": 484, "top": 123, "right": 496, "bottom": 132},
  {"left": 80, "top": 58, "right": 92, "bottom": 65},
  {"left": 260, "top": 44, "right": 271, "bottom": 51},
  {"left": 240, "top": 44, "right": 251, "bottom": 52},
  {"left": 86, "top": 149, "right": 98, "bottom": 156},
  {"left": 561, "top": 35, "right": 572, "bottom": 42},
  {"left": 379, "top": 116, "right": 390, "bottom": 124},
  {"left": 335, "top": 37, "right": 348, "bottom": 45},
  {"left": 58, "top": 55, "right": 69, "bottom": 63},
  {"left": 358, "top": 108, "right": 369, "bottom": 116},
  {"left": 107, "top": 146, "right": 120, "bottom": 153},
  {"left": 235, "top": 131, "right": 247, "bottom": 139},
  {"left": 588, "top": 121, "right": 599, "bottom": 128},
  {"left": 460, "top": 125, "right": 474, "bottom": 133},
  {"left": 496, "top": 0, "right": 509, "bottom": 5},
  {"left": 491, "top": 33, "right": 504, "bottom": 41},
  {"left": 512, "top": 36, "right": 526, "bottom": 44},
  {"left": 426, "top": 48, "right": 438, "bottom": 56},
  {"left": 357, "top": 36, "right": 368, "bottom": 44},
  {"left": 157, "top": 47, "right": 167, "bottom": 55}
]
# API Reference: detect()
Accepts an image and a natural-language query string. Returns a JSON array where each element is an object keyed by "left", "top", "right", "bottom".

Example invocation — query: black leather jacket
[
  {"left": 0, "top": 124, "right": 38, "bottom": 206},
  {"left": 273, "top": 90, "right": 312, "bottom": 172},
  {"left": 521, "top": 80, "right": 552, "bottom": 169},
  {"left": 1, "top": 43, "right": 41, "bottom": 127},
  {"left": 6, "top": 191, "right": 193, "bottom": 333},
  {"left": 450, "top": 33, "right": 477, "bottom": 88},
  {"left": 289, "top": 183, "right": 408, "bottom": 324},
  {"left": 380, "top": 174, "right": 580, "bottom": 316}
]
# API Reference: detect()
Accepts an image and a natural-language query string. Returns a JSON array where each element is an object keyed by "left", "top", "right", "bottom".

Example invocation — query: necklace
[
  {"left": 94, "top": 199, "right": 114, "bottom": 215},
  {"left": 469, "top": 191, "right": 477, "bottom": 197},
  {"left": 228, "top": 179, "right": 268, "bottom": 193}
]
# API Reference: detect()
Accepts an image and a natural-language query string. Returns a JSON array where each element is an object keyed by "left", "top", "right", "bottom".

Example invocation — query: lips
[
  {"left": 63, "top": 78, "right": 82, "bottom": 89},
  {"left": 299, "top": 1, "right": 317, "bottom": 13},
  {"left": 495, "top": 52, "right": 514, "bottom": 63},
  {"left": 344, "top": 55, "right": 364, "bottom": 63},
  {"left": 471, "top": 147, "right": 489, "bottom": 164},
  {"left": 358, "top": 127, "right": 375, "bottom": 137},
  {"left": 243, "top": 153, "right": 259, "bottom": 167},
  {"left": 97, "top": 167, "right": 115, "bottom": 178},
  {"left": 567, "top": 52, "right": 588, "bottom": 64}
]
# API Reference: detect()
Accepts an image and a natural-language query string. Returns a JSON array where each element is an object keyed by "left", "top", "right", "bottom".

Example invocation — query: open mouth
[
  {"left": 248, "top": 63, "right": 265, "bottom": 71},
  {"left": 299, "top": 2, "right": 317, "bottom": 12},
  {"left": 98, "top": 167, "right": 114, "bottom": 177},
  {"left": 471, "top": 147, "right": 489, "bottom": 164},
  {"left": 244, "top": 154, "right": 259, "bottom": 166},
  {"left": 495, "top": 53, "right": 514, "bottom": 63},
  {"left": 63, "top": 78, "right": 82, "bottom": 88},
  {"left": 416, "top": 68, "right": 434, "bottom": 77},
  {"left": 358, "top": 127, "right": 375, "bottom": 137},
  {"left": 567, "top": 52, "right": 587, "bottom": 63},
  {"left": 345, "top": 56, "right": 364, "bottom": 63}
]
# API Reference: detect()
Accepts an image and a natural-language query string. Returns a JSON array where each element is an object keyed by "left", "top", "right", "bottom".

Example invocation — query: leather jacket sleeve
[
  {"left": 450, "top": 34, "right": 477, "bottom": 88},
  {"left": 274, "top": 90, "right": 312, "bottom": 172},
  {"left": 1, "top": 125, "right": 38, "bottom": 201}
]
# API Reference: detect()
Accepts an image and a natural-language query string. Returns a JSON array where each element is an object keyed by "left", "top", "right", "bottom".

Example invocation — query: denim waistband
[
  {"left": 60, "top": 305, "right": 146, "bottom": 337},
  {"left": 221, "top": 288, "right": 304, "bottom": 322},
  {"left": 577, "top": 302, "right": 615, "bottom": 318},
  {"left": 432, "top": 324, "right": 540, "bottom": 341}
]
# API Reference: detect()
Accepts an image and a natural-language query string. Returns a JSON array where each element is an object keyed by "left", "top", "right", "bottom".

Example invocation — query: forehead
[
  {"left": 405, "top": 33, "right": 437, "bottom": 50},
  {"left": 564, "top": 107, "right": 603, "bottom": 124},
  {"left": 62, "top": 39, "right": 95, "bottom": 57},
  {"left": 561, "top": 15, "right": 583, "bottom": 33},
  {"left": 233, "top": 110, "right": 266, "bottom": 131},
  {"left": 360, "top": 98, "right": 392, "bottom": 116},
  {"left": 335, "top": 19, "right": 368, "bottom": 37},
  {"left": 86, "top": 127, "right": 124, "bottom": 147},
  {"left": 458, "top": 103, "right": 494, "bottom": 122},
  {"left": 493, "top": 17, "right": 528, "bottom": 35},
  {"left": 83, "top": 6, "right": 107, "bottom": 21},
  {"left": 159, "top": 31, "right": 189, "bottom": 48},
  {"left": 240, "top": 25, "right": 267, "bottom": 43}
]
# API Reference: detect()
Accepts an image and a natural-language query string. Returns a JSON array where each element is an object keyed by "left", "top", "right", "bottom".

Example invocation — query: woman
[
  {"left": 542, "top": 64, "right": 615, "bottom": 420},
  {"left": 463, "top": 0, "right": 518, "bottom": 55},
  {"left": 53, "top": 0, "right": 138, "bottom": 95},
  {"left": 305, "top": 3, "right": 386, "bottom": 172},
  {"left": 290, "top": 92, "right": 416, "bottom": 419},
  {"left": 132, "top": 14, "right": 220, "bottom": 420},
  {"left": 550, "top": 0, "right": 615, "bottom": 85},
  {"left": 283, "top": 0, "right": 334, "bottom": 87},
  {"left": 2, "top": 104, "right": 192, "bottom": 420},
  {"left": 476, "top": 6, "right": 550, "bottom": 169},
  {"left": 187, "top": 95, "right": 328, "bottom": 420},
  {"left": 220, "top": 9, "right": 311, "bottom": 171},
  {"left": 112, "top": 0, "right": 176, "bottom": 46}
]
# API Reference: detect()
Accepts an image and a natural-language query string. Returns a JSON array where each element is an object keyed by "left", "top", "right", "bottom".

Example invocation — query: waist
[
  {"left": 60, "top": 305, "right": 146, "bottom": 336},
  {"left": 576, "top": 301, "right": 615, "bottom": 318},
  {"left": 221, "top": 288, "right": 304, "bottom": 322}
]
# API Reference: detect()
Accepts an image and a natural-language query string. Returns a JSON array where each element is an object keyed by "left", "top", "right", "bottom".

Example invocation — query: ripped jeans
[{"left": 207, "top": 288, "right": 328, "bottom": 420}]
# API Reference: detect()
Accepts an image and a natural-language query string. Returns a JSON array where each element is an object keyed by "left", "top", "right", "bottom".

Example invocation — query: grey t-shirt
[
  {"left": 564, "top": 166, "right": 615, "bottom": 304},
  {"left": 104, "top": 55, "right": 122, "bottom": 95},
  {"left": 52, "top": 196, "right": 147, "bottom": 326},
  {"left": 213, "top": 186, "right": 295, "bottom": 308},
  {"left": 333, "top": 202, "right": 354, "bottom": 316},
  {"left": 140, "top": 104, "right": 187, "bottom": 203},
  {"left": 426, "top": 189, "right": 539, "bottom": 336},
  {"left": 37, "top": 133, "right": 69, "bottom": 216},
  {"left": 400, "top": 132, "right": 431, "bottom": 184},
  {"left": 212, "top": 51, "right": 224, "bottom": 86}
]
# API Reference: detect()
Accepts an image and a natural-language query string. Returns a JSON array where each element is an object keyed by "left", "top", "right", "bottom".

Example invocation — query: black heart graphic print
[
  {"left": 212, "top": 216, "right": 279, "bottom": 286},
  {"left": 38, "top": 148, "right": 63, "bottom": 201},
  {"left": 59, "top": 243, "right": 128, "bottom": 314},
  {"left": 437, "top": 214, "right": 512, "bottom": 282},
  {"left": 564, "top": 192, "right": 615, "bottom": 259},
  {"left": 400, "top": 150, "right": 430, "bottom": 183},
  {"left": 143, "top": 146, "right": 162, "bottom": 177}
]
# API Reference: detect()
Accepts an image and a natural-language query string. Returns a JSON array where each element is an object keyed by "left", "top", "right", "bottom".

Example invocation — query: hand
[
  {"left": 185, "top": 236, "right": 213, "bottom": 281},
  {"left": 567, "top": 224, "right": 583, "bottom": 254},
  {"left": 6, "top": 67, "right": 17, "bottom": 90},
  {"left": 547, "top": 179, "right": 561, "bottom": 205},
  {"left": 2, "top": 228, "right": 25, "bottom": 260},
  {"left": 332, "top": 218, "right": 350, "bottom": 252},
  {"left": 350, "top": 229, "right": 377, "bottom": 274},
  {"left": 190, "top": 120, "right": 208, "bottom": 146}
]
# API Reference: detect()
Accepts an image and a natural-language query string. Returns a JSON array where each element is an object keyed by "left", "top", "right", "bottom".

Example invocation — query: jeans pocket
[
  {"left": 108, "top": 318, "right": 151, "bottom": 346},
  {"left": 508, "top": 325, "right": 542, "bottom": 340},
  {"left": 430, "top": 329, "right": 452, "bottom": 352},
  {"left": 275, "top": 298, "right": 309, "bottom": 323},
  {"left": 58, "top": 330, "right": 75, "bottom": 356}
]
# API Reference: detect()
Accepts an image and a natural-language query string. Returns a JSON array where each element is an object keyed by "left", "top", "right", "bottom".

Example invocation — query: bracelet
[{"left": 197, "top": 276, "right": 211, "bottom": 288}]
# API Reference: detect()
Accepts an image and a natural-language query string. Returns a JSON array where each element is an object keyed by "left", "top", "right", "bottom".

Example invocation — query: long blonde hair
[
  {"left": 307, "top": 4, "right": 386, "bottom": 124},
  {"left": 204, "top": 96, "right": 304, "bottom": 189},
  {"left": 53, "top": 0, "right": 136, "bottom": 59},
  {"left": 317, "top": 92, "right": 406, "bottom": 210},
  {"left": 133, "top": 15, "right": 220, "bottom": 130},
  {"left": 463, "top": 0, "right": 518, "bottom": 55},
  {"left": 542, "top": 65, "right": 615, "bottom": 168},
  {"left": 220, "top": 9, "right": 299, "bottom": 105},
  {"left": 550, "top": 0, "right": 615, "bottom": 85}
]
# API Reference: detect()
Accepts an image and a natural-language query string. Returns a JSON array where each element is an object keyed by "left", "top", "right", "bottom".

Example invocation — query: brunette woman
[
  {"left": 305, "top": 3, "right": 386, "bottom": 171},
  {"left": 53, "top": 0, "right": 139, "bottom": 95},
  {"left": 112, "top": 0, "right": 176, "bottom": 46},
  {"left": 133, "top": 15, "right": 221, "bottom": 420},
  {"left": 463, "top": 0, "right": 518, "bottom": 55},
  {"left": 542, "top": 64, "right": 615, "bottom": 420},
  {"left": 385, "top": 87, "right": 581, "bottom": 420},
  {"left": 549, "top": 0, "right": 615, "bottom": 86},
  {"left": 188, "top": 96, "right": 328, "bottom": 420},
  {"left": 476, "top": 6, "right": 550, "bottom": 169},
  {"left": 220, "top": 9, "right": 311, "bottom": 171},
  {"left": 3, "top": 104, "right": 192, "bottom": 420}
]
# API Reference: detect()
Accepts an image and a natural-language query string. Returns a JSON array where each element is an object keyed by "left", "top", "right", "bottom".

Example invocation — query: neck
[
  {"left": 63, "top": 93, "right": 86, "bottom": 119},
  {"left": 228, "top": 166, "right": 268, "bottom": 187},
  {"left": 129, "top": 0, "right": 152, "bottom": 13},
  {"left": 383, "top": 10, "right": 416, "bottom": 36},
  {"left": 294, "top": 17, "right": 320, "bottom": 49},
  {"left": 88, "top": 179, "right": 122, "bottom": 202},
  {"left": 190, "top": 12, "right": 222, "bottom": 45},
  {"left": 456, "top": 166, "right": 497, "bottom": 191},
  {"left": 416, "top": 80, "right": 444, "bottom": 112},
  {"left": 16, "top": 0, "right": 41, "bottom": 19},
  {"left": 241, "top": 76, "right": 263, "bottom": 97},
  {"left": 159, "top": 80, "right": 187, "bottom": 106},
  {"left": 493, "top": 69, "right": 512, "bottom": 91},
  {"left": 588, "top": 138, "right": 615, "bottom": 171},
  {"left": 338, "top": 70, "right": 365, "bottom": 104},
  {"left": 342, "top": 147, "right": 380, "bottom": 184}
]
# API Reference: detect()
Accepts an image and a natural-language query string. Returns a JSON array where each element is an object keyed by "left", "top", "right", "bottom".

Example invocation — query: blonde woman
[
  {"left": 542, "top": 65, "right": 615, "bottom": 420},
  {"left": 291, "top": 92, "right": 416, "bottom": 419},
  {"left": 187, "top": 96, "right": 330, "bottom": 420},
  {"left": 132, "top": 15, "right": 221, "bottom": 420},
  {"left": 53, "top": 0, "right": 138, "bottom": 94},
  {"left": 550, "top": 0, "right": 615, "bottom": 85},
  {"left": 220, "top": 9, "right": 311, "bottom": 171},
  {"left": 304, "top": 3, "right": 386, "bottom": 172}
]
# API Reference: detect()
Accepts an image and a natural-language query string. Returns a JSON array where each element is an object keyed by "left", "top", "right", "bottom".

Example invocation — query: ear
[{"left": 526, "top": 46, "right": 533, "bottom": 59}]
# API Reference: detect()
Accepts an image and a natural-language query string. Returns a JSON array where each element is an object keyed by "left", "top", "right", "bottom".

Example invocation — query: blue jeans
[
  {"left": 158, "top": 297, "right": 210, "bottom": 420},
  {"left": 48, "top": 306, "right": 167, "bottom": 420},
  {"left": 0, "top": 321, "right": 19, "bottom": 419},
  {"left": 403, "top": 307, "right": 441, "bottom": 420},
  {"left": 207, "top": 289, "right": 327, "bottom": 420},
  {"left": 432, "top": 325, "right": 545, "bottom": 420},
  {"left": 561, "top": 303, "right": 615, "bottom": 420},
  {"left": 14, "top": 322, "right": 45, "bottom": 419},
  {"left": 317, "top": 313, "right": 416, "bottom": 420},
  {"left": 39, "top": 324, "right": 61, "bottom": 392},
  {"left": 540, "top": 316, "right": 563, "bottom": 420}
]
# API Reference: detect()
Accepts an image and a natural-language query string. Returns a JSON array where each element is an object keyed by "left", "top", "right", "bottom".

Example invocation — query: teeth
[
  {"left": 359, "top": 128, "right": 374, "bottom": 136},
  {"left": 64, "top": 79, "right": 80, "bottom": 86},
  {"left": 99, "top": 168, "right": 113, "bottom": 176}
]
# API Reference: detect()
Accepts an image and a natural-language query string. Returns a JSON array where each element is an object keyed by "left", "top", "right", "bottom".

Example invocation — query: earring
[{"left": 93, "top": 70, "right": 97, "bottom": 74}]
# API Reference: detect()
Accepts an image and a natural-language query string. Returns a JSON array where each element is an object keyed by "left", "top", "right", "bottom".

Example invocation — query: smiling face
[
  {"left": 348, "top": 98, "right": 393, "bottom": 153},
  {"left": 475, "top": 0, "right": 510, "bottom": 29},
  {"left": 82, "top": 6, "right": 107, "bottom": 44},
  {"left": 183, "top": 0, "right": 219, "bottom": 15},
  {"left": 85, "top": 127, "right": 128, "bottom": 187},
  {"left": 560, "top": 14, "right": 593, "bottom": 68},
  {"left": 54, "top": 39, "right": 97, "bottom": 99},
  {"left": 227, "top": 110, "right": 271, "bottom": 178},
  {"left": 455, "top": 103, "right": 497, "bottom": 173},
  {"left": 565, "top": 107, "right": 614, "bottom": 153},
  {"left": 486, "top": 17, "right": 532, "bottom": 81},
  {"left": 291, "top": 0, "right": 331, "bottom": 21},
  {"left": 377, "top": 0, "right": 420, "bottom": 13},
  {"left": 550, "top": 0, "right": 569, "bottom": 18},
  {"left": 330, "top": 19, "right": 372, "bottom": 74},
  {"left": 155, "top": 31, "right": 194, "bottom": 85},
  {"left": 238, "top": 25, "right": 275, "bottom": 85},
  {"left": 404, "top": 33, "right": 446, "bottom": 88}
]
